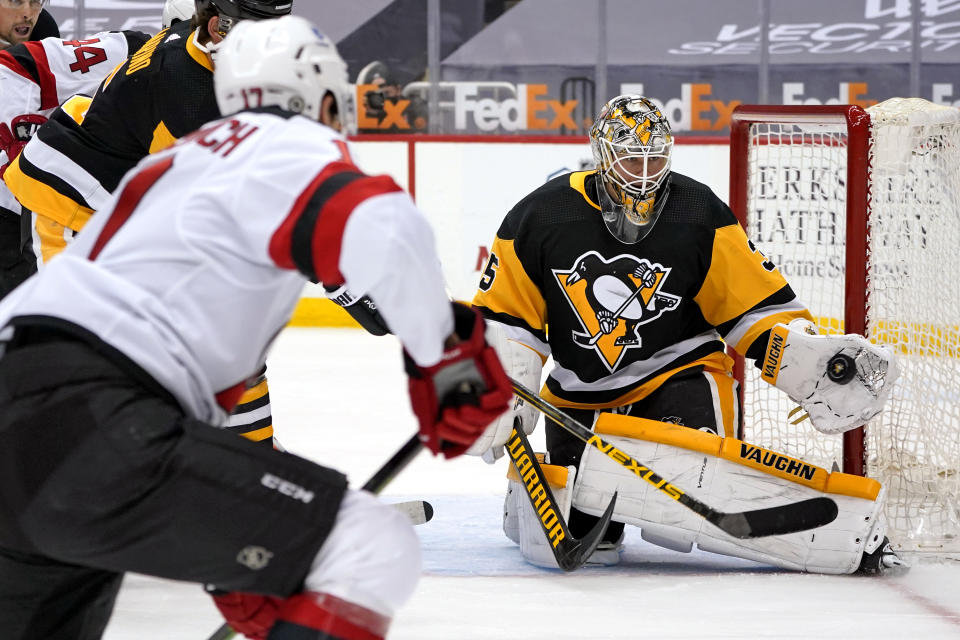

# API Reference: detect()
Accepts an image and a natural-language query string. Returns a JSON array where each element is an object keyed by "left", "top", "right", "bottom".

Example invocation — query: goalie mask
[
  {"left": 214, "top": 16, "right": 355, "bottom": 133},
  {"left": 589, "top": 95, "right": 673, "bottom": 244}
]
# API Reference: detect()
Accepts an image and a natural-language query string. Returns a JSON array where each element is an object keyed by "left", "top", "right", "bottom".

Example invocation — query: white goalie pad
[
  {"left": 571, "top": 414, "right": 886, "bottom": 574},
  {"left": 504, "top": 457, "right": 576, "bottom": 569},
  {"left": 503, "top": 457, "right": 622, "bottom": 568}
]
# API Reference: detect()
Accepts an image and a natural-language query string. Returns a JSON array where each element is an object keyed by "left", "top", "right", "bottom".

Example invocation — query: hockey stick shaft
[
  {"left": 361, "top": 433, "right": 424, "bottom": 493},
  {"left": 207, "top": 434, "right": 425, "bottom": 640},
  {"left": 510, "top": 379, "right": 838, "bottom": 539}
]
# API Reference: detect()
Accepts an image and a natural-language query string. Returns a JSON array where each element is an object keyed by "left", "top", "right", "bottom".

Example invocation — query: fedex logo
[{"left": 782, "top": 82, "right": 877, "bottom": 106}]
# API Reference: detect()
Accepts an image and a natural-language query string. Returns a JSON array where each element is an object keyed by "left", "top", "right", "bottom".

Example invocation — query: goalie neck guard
[{"left": 589, "top": 95, "right": 673, "bottom": 245}]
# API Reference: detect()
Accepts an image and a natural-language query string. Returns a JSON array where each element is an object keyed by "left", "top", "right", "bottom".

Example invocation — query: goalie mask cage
[{"left": 729, "top": 98, "right": 960, "bottom": 557}]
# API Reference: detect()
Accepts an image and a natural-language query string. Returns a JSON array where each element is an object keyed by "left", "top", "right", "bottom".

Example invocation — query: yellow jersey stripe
[
  {"left": 694, "top": 224, "right": 792, "bottom": 326},
  {"left": 60, "top": 94, "right": 92, "bottom": 124},
  {"left": 237, "top": 379, "right": 269, "bottom": 405},
  {"left": 568, "top": 170, "right": 601, "bottom": 210},
  {"left": 186, "top": 33, "right": 214, "bottom": 72},
  {"left": 540, "top": 351, "right": 732, "bottom": 410},
  {"left": 3, "top": 155, "right": 93, "bottom": 230},
  {"left": 472, "top": 236, "right": 547, "bottom": 334},
  {"left": 149, "top": 121, "right": 178, "bottom": 154},
  {"left": 733, "top": 308, "right": 813, "bottom": 355},
  {"left": 238, "top": 424, "right": 274, "bottom": 442}
]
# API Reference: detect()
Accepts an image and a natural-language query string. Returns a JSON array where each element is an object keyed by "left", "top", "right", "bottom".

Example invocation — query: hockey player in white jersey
[
  {"left": 0, "top": 27, "right": 150, "bottom": 297},
  {"left": 0, "top": 15, "right": 512, "bottom": 640}
]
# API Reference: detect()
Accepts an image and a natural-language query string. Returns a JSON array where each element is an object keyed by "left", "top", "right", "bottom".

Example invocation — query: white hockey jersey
[
  {"left": 0, "top": 31, "right": 149, "bottom": 212},
  {"left": 0, "top": 108, "right": 454, "bottom": 424}
]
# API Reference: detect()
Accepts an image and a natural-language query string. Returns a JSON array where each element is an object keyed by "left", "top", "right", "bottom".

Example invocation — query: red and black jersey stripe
[
  {"left": 0, "top": 41, "right": 57, "bottom": 109},
  {"left": 269, "top": 162, "right": 403, "bottom": 283}
]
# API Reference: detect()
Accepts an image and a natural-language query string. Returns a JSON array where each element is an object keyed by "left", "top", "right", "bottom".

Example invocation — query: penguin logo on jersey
[{"left": 554, "top": 251, "right": 680, "bottom": 371}]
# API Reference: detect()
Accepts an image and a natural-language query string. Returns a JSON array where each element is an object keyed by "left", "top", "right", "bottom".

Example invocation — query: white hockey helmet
[
  {"left": 162, "top": 0, "right": 195, "bottom": 28},
  {"left": 213, "top": 16, "right": 355, "bottom": 132},
  {"left": 589, "top": 95, "right": 674, "bottom": 244}
]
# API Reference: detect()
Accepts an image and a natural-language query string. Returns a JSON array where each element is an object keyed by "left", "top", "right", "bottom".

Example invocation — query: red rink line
[{"left": 885, "top": 578, "right": 960, "bottom": 629}]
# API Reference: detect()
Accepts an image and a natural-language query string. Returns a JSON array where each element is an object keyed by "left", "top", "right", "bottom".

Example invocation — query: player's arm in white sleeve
[
  {"left": 337, "top": 190, "right": 452, "bottom": 366},
  {"left": 334, "top": 188, "right": 513, "bottom": 458},
  {"left": 258, "top": 133, "right": 511, "bottom": 458}
]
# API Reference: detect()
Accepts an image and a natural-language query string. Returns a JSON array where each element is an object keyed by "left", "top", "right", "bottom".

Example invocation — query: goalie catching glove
[
  {"left": 761, "top": 318, "right": 899, "bottom": 434},
  {"left": 405, "top": 303, "right": 513, "bottom": 458}
]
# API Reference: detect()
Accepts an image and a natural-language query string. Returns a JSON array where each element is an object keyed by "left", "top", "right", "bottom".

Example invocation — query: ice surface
[{"left": 103, "top": 328, "right": 960, "bottom": 639}]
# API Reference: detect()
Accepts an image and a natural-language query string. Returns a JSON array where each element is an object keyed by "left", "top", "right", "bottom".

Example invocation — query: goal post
[{"left": 728, "top": 98, "right": 960, "bottom": 555}]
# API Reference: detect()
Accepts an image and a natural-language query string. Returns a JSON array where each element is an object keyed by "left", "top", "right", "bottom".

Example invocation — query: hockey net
[{"left": 729, "top": 98, "right": 960, "bottom": 557}]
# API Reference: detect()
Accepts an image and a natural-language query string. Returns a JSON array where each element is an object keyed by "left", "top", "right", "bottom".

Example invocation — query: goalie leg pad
[
  {"left": 504, "top": 457, "right": 622, "bottom": 568},
  {"left": 502, "top": 478, "right": 521, "bottom": 545},
  {"left": 571, "top": 413, "right": 886, "bottom": 574}
]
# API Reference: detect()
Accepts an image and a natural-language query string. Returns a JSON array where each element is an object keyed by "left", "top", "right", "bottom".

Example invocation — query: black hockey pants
[{"left": 0, "top": 326, "right": 348, "bottom": 640}]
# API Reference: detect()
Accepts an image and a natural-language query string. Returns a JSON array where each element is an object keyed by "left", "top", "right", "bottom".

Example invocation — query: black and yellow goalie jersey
[
  {"left": 472, "top": 170, "right": 813, "bottom": 411},
  {"left": 4, "top": 20, "right": 219, "bottom": 231}
]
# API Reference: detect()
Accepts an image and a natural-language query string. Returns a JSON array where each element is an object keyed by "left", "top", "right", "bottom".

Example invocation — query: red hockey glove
[
  {"left": 0, "top": 115, "right": 46, "bottom": 178},
  {"left": 405, "top": 303, "right": 512, "bottom": 459},
  {"left": 209, "top": 589, "right": 282, "bottom": 640}
]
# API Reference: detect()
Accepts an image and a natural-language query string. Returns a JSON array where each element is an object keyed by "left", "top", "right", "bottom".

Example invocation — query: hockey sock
[
  {"left": 226, "top": 372, "right": 274, "bottom": 446},
  {"left": 267, "top": 592, "right": 390, "bottom": 640}
]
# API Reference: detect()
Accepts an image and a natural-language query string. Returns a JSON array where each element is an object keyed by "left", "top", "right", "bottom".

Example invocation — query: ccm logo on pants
[{"left": 261, "top": 473, "right": 315, "bottom": 503}]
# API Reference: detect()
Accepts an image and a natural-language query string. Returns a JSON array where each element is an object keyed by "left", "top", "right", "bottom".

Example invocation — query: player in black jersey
[
  {"left": 4, "top": 0, "right": 292, "bottom": 447},
  {"left": 6, "top": 0, "right": 292, "bottom": 241},
  {"left": 468, "top": 94, "right": 904, "bottom": 574}
]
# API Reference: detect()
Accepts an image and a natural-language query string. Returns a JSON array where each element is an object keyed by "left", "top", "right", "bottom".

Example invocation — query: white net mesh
[
  {"left": 741, "top": 120, "right": 849, "bottom": 469},
  {"left": 740, "top": 99, "right": 960, "bottom": 556},
  {"left": 865, "top": 98, "right": 960, "bottom": 554}
]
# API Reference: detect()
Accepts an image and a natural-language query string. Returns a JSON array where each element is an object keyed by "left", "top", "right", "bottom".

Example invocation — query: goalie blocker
[{"left": 505, "top": 413, "right": 905, "bottom": 574}]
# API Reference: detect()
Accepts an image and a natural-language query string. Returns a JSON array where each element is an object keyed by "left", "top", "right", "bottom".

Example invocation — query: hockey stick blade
[
  {"left": 390, "top": 499, "right": 434, "bottom": 525},
  {"left": 710, "top": 497, "right": 838, "bottom": 539},
  {"left": 206, "top": 434, "right": 426, "bottom": 640},
  {"left": 506, "top": 423, "right": 616, "bottom": 571},
  {"left": 509, "top": 378, "right": 840, "bottom": 539}
]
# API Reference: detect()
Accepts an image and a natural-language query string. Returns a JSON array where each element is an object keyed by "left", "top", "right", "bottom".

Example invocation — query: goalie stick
[
  {"left": 506, "top": 417, "right": 617, "bottom": 571},
  {"left": 510, "top": 378, "right": 840, "bottom": 539},
  {"left": 206, "top": 433, "right": 427, "bottom": 640}
]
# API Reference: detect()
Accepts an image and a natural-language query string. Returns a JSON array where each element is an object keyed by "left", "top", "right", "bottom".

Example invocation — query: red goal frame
[{"left": 728, "top": 105, "right": 872, "bottom": 476}]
